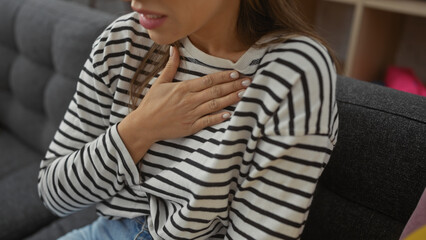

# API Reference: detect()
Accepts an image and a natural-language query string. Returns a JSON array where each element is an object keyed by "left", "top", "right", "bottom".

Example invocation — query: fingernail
[
  {"left": 169, "top": 46, "right": 174, "bottom": 57},
  {"left": 238, "top": 90, "right": 245, "bottom": 98},
  {"left": 222, "top": 113, "right": 231, "bottom": 119},
  {"left": 230, "top": 71, "right": 239, "bottom": 79},
  {"left": 242, "top": 79, "right": 251, "bottom": 87}
]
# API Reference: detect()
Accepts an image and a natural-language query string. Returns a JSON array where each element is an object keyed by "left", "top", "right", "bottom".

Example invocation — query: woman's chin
[{"left": 147, "top": 31, "right": 179, "bottom": 46}]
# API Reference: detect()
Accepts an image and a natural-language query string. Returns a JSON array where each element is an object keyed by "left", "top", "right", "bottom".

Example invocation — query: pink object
[
  {"left": 399, "top": 188, "right": 426, "bottom": 240},
  {"left": 385, "top": 66, "right": 426, "bottom": 97}
]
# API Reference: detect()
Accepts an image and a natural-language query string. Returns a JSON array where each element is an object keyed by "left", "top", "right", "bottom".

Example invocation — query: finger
[
  {"left": 155, "top": 46, "right": 181, "bottom": 84},
  {"left": 194, "top": 90, "right": 244, "bottom": 117},
  {"left": 184, "top": 70, "right": 241, "bottom": 92},
  {"left": 194, "top": 78, "right": 251, "bottom": 103},
  {"left": 191, "top": 111, "right": 231, "bottom": 133}
]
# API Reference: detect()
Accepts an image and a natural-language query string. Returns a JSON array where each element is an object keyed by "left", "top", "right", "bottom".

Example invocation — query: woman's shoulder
[
  {"left": 94, "top": 12, "right": 151, "bottom": 45},
  {"left": 90, "top": 12, "right": 154, "bottom": 62},
  {"left": 250, "top": 35, "right": 338, "bottom": 136},
  {"left": 251, "top": 34, "right": 337, "bottom": 106},
  {"left": 86, "top": 12, "right": 155, "bottom": 87},
  {"left": 258, "top": 34, "right": 335, "bottom": 75}
]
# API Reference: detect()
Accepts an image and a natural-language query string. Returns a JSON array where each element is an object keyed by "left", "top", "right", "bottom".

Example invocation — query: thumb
[{"left": 156, "top": 46, "right": 180, "bottom": 84}]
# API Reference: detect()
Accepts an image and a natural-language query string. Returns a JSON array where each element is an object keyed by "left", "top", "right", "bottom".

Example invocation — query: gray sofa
[
  {"left": 0, "top": 0, "right": 425, "bottom": 239},
  {"left": 0, "top": 0, "right": 114, "bottom": 239}
]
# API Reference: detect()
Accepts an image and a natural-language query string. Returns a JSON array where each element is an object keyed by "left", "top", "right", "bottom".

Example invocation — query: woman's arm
[
  {"left": 37, "top": 54, "right": 140, "bottom": 217},
  {"left": 226, "top": 134, "right": 334, "bottom": 240},
  {"left": 225, "top": 38, "right": 338, "bottom": 239}
]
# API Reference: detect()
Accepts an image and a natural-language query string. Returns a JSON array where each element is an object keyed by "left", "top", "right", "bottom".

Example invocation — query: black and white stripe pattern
[{"left": 38, "top": 12, "right": 338, "bottom": 240}]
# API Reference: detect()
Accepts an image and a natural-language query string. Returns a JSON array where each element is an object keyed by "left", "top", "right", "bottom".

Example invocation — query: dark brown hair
[{"left": 129, "top": 0, "right": 338, "bottom": 109}]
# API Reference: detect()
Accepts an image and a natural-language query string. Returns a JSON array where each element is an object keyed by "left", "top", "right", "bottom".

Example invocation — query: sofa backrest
[
  {"left": 302, "top": 77, "right": 426, "bottom": 240},
  {"left": 0, "top": 0, "right": 115, "bottom": 154}
]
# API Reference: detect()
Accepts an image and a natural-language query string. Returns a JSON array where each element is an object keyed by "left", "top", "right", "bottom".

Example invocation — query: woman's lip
[
  {"left": 139, "top": 13, "right": 167, "bottom": 30},
  {"left": 133, "top": 9, "right": 167, "bottom": 30}
]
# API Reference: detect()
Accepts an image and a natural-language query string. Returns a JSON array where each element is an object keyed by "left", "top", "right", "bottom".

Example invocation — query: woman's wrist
[{"left": 117, "top": 113, "right": 155, "bottom": 164}]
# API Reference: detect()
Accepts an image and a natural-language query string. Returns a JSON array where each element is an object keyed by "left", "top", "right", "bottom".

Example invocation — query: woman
[{"left": 38, "top": 0, "right": 339, "bottom": 239}]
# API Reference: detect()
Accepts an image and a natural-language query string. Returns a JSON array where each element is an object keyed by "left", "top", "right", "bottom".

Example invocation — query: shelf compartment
[
  {"left": 350, "top": 8, "right": 405, "bottom": 81},
  {"left": 364, "top": 0, "right": 426, "bottom": 18}
]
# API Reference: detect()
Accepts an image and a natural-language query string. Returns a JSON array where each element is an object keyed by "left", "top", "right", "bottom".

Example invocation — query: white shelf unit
[{"left": 300, "top": 0, "right": 426, "bottom": 82}]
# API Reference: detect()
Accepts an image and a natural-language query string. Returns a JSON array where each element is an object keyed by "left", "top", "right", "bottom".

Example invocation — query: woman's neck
[
  {"left": 188, "top": 35, "right": 250, "bottom": 63},
  {"left": 187, "top": 1, "right": 250, "bottom": 63}
]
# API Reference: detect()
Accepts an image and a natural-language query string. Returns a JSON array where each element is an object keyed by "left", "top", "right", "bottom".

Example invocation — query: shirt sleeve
[
  {"left": 37, "top": 43, "right": 140, "bottom": 217},
  {"left": 225, "top": 39, "right": 338, "bottom": 239}
]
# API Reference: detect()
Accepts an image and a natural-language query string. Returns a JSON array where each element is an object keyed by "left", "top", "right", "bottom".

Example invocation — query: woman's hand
[{"left": 118, "top": 46, "right": 251, "bottom": 163}]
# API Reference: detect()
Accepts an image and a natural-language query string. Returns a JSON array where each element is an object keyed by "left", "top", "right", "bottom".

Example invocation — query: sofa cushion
[
  {"left": 0, "top": 130, "right": 40, "bottom": 179},
  {"left": 25, "top": 206, "right": 98, "bottom": 240},
  {"left": 0, "top": 0, "right": 23, "bottom": 50},
  {"left": 0, "top": 91, "right": 54, "bottom": 155},
  {"left": 0, "top": 160, "right": 56, "bottom": 240},
  {"left": 304, "top": 184, "right": 404, "bottom": 239},
  {"left": 9, "top": 55, "right": 52, "bottom": 114},
  {"left": 302, "top": 77, "right": 426, "bottom": 240},
  {"left": 0, "top": 0, "right": 115, "bottom": 154},
  {"left": 0, "top": 45, "right": 15, "bottom": 90},
  {"left": 0, "top": 0, "right": 116, "bottom": 239}
]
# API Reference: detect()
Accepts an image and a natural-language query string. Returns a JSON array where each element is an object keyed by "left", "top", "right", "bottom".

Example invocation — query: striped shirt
[{"left": 38, "top": 12, "right": 338, "bottom": 240}]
